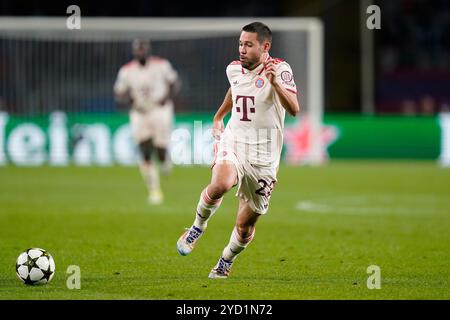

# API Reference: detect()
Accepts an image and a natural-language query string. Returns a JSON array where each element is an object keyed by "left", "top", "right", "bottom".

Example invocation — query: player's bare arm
[
  {"left": 212, "top": 87, "right": 233, "bottom": 140},
  {"left": 264, "top": 59, "right": 300, "bottom": 117},
  {"left": 114, "top": 90, "right": 134, "bottom": 109},
  {"left": 159, "top": 79, "right": 181, "bottom": 106}
]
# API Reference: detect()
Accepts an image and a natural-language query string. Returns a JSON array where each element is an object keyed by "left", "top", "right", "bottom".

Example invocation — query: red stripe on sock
[
  {"left": 234, "top": 227, "right": 255, "bottom": 244},
  {"left": 202, "top": 188, "right": 222, "bottom": 205},
  {"left": 245, "top": 230, "right": 255, "bottom": 243}
]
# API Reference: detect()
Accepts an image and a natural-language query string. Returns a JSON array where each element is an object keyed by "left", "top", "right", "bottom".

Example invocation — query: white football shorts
[
  {"left": 212, "top": 139, "right": 278, "bottom": 215},
  {"left": 129, "top": 106, "right": 172, "bottom": 148}
]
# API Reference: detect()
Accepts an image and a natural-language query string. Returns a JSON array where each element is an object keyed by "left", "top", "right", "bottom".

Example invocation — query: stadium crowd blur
[{"left": 377, "top": 0, "right": 450, "bottom": 115}]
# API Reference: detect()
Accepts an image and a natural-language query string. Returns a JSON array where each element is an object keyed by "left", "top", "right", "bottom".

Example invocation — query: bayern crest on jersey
[{"left": 255, "top": 77, "right": 265, "bottom": 88}]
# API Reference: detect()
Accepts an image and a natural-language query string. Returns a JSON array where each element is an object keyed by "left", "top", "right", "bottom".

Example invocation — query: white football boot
[
  {"left": 208, "top": 256, "right": 233, "bottom": 279},
  {"left": 177, "top": 226, "right": 204, "bottom": 256},
  {"left": 148, "top": 189, "right": 163, "bottom": 205}
]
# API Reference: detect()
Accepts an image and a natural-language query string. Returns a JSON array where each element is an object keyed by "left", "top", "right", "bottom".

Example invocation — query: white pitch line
[{"left": 294, "top": 199, "right": 443, "bottom": 215}]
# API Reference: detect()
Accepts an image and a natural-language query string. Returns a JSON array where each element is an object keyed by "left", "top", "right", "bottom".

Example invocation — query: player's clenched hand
[
  {"left": 212, "top": 119, "right": 224, "bottom": 140},
  {"left": 158, "top": 94, "right": 170, "bottom": 106},
  {"left": 264, "top": 59, "right": 278, "bottom": 85},
  {"left": 115, "top": 91, "right": 134, "bottom": 108}
]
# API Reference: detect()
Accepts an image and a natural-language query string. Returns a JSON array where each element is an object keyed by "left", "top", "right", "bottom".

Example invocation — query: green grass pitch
[{"left": 0, "top": 161, "right": 449, "bottom": 299}]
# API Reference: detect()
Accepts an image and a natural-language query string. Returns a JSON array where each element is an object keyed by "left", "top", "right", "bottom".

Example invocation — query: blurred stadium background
[
  {"left": 0, "top": 0, "right": 449, "bottom": 166},
  {"left": 0, "top": 0, "right": 449, "bottom": 300},
  {"left": 0, "top": 0, "right": 449, "bottom": 165}
]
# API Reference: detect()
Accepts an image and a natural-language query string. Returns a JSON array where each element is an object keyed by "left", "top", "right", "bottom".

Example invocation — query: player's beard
[{"left": 241, "top": 57, "right": 259, "bottom": 70}]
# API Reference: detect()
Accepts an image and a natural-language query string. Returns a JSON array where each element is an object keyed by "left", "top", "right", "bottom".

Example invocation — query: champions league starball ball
[{"left": 16, "top": 248, "right": 55, "bottom": 285}]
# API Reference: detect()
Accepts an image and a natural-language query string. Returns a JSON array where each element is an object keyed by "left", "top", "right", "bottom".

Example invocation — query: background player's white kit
[
  {"left": 114, "top": 40, "right": 179, "bottom": 205},
  {"left": 114, "top": 57, "right": 178, "bottom": 145}
]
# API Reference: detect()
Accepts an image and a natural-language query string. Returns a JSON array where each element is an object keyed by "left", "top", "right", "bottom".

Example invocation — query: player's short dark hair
[{"left": 242, "top": 22, "right": 272, "bottom": 44}]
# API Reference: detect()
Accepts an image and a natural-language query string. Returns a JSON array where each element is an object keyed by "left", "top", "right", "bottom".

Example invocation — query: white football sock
[
  {"left": 162, "top": 158, "right": 172, "bottom": 175},
  {"left": 193, "top": 187, "right": 222, "bottom": 231},
  {"left": 139, "top": 162, "right": 160, "bottom": 193},
  {"left": 222, "top": 227, "right": 255, "bottom": 262}
]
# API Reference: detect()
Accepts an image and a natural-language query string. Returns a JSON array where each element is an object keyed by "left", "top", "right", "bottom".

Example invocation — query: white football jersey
[
  {"left": 222, "top": 55, "right": 297, "bottom": 167},
  {"left": 114, "top": 56, "right": 178, "bottom": 111}
]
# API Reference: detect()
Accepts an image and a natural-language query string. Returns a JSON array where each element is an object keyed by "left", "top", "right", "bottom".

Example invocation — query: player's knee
[
  {"left": 156, "top": 147, "right": 167, "bottom": 163},
  {"left": 209, "top": 181, "right": 233, "bottom": 197},
  {"left": 141, "top": 151, "right": 151, "bottom": 162},
  {"left": 139, "top": 139, "right": 153, "bottom": 161}
]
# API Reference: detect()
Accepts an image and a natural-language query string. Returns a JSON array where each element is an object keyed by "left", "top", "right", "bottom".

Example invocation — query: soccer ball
[{"left": 16, "top": 248, "right": 55, "bottom": 285}]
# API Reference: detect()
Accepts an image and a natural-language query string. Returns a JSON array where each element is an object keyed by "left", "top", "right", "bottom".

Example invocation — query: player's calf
[{"left": 177, "top": 187, "right": 223, "bottom": 256}]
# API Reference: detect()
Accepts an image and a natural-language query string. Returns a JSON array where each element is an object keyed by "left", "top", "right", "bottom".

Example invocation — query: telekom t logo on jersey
[{"left": 236, "top": 95, "right": 255, "bottom": 122}]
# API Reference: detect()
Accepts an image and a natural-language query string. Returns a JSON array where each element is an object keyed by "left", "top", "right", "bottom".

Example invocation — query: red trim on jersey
[
  {"left": 273, "top": 58, "right": 285, "bottom": 64},
  {"left": 257, "top": 66, "right": 265, "bottom": 75},
  {"left": 123, "top": 60, "right": 137, "bottom": 68},
  {"left": 229, "top": 60, "right": 241, "bottom": 65},
  {"left": 286, "top": 88, "right": 297, "bottom": 94},
  {"left": 240, "top": 55, "right": 274, "bottom": 75},
  {"left": 257, "top": 55, "right": 270, "bottom": 75},
  {"left": 149, "top": 56, "right": 165, "bottom": 63}
]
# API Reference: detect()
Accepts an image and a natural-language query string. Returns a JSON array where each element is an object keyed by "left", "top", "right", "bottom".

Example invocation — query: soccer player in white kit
[
  {"left": 177, "top": 22, "right": 300, "bottom": 278},
  {"left": 114, "top": 39, "right": 179, "bottom": 204}
]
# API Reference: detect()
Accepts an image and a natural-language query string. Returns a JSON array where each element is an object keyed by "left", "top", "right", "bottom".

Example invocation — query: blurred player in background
[
  {"left": 177, "top": 22, "right": 300, "bottom": 278},
  {"left": 114, "top": 39, "right": 179, "bottom": 205}
]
